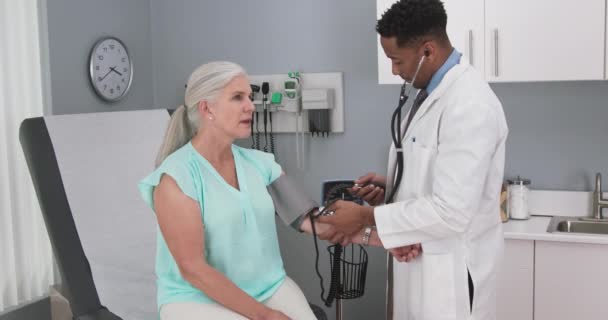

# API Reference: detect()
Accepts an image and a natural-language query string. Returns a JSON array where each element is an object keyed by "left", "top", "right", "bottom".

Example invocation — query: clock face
[{"left": 89, "top": 37, "right": 133, "bottom": 102}]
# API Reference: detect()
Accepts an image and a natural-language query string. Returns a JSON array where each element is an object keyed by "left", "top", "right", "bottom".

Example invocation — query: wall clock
[{"left": 89, "top": 37, "right": 133, "bottom": 102}]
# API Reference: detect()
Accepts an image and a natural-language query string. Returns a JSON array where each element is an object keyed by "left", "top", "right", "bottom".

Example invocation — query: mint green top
[{"left": 138, "top": 142, "right": 285, "bottom": 309}]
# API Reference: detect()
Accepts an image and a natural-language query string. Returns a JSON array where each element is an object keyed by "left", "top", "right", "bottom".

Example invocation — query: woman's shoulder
[
  {"left": 162, "top": 143, "right": 196, "bottom": 165},
  {"left": 234, "top": 145, "right": 282, "bottom": 185},
  {"left": 234, "top": 144, "right": 269, "bottom": 159},
  {"left": 139, "top": 143, "right": 199, "bottom": 205},
  {"left": 143, "top": 143, "right": 198, "bottom": 186}
]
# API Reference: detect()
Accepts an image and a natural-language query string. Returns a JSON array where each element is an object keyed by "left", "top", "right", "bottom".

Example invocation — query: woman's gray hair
[{"left": 155, "top": 61, "right": 247, "bottom": 167}]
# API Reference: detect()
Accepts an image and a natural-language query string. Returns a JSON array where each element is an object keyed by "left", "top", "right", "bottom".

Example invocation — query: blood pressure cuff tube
[{"left": 267, "top": 174, "right": 318, "bottom": 231}]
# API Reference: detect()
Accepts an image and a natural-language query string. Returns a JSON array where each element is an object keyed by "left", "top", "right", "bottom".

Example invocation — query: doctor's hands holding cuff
[
  {"left": 299, "top": 212, "right": 350, "bottom": 246},
  {"left": 317, "top": 199, "right": 423, "bottom": 263},
  {"left": 317, "top": 200, "right": 373, "bottom": 237}
]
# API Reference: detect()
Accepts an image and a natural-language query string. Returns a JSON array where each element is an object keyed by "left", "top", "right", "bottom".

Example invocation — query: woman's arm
[{"left": 154, "top": 175, "right": 286, "bottom": 320}]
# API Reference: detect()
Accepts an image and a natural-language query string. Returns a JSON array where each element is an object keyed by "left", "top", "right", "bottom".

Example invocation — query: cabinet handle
[
  {"left": 494, "top": 29, "right": 499, "bottom": 77},
  {"left": 468, "top": 30, "right": 474, "bottom": 66}
]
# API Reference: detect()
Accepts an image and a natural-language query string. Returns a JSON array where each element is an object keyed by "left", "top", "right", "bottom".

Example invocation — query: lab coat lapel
[{"left": 402, "top": 61, "right": 469, "bottom": 142}]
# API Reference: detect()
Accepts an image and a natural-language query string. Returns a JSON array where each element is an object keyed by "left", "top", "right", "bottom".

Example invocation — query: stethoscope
[{"left": 386, "top": 51, "right": 428, "bottom": 203}]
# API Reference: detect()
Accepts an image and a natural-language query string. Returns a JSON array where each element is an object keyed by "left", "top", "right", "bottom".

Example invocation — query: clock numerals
[
  {"left": 121, "top": 57, "right": 126, "bottom": 63},
  {"left": 95, "top": 65, "right": 100, "bottom": 71},
  {"left": 98, "top": 55, "right": 104, "bottom": 61},
  {"left": 123, "top": 67, "right": 128, "bottom": 73},
  {"left": 109, "top": 44, "right": 115, "bottom": 50},
  {"left": 122, "top": 78, "right": 125, "bottom": 83}
]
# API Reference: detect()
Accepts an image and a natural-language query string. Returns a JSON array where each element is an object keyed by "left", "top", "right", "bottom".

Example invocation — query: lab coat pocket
[
  {"left": 422, "top": 253, "right": 458, "bottom": 319},
  {"left": 404, "top": 141, "right": 436, "bottom": 196}
]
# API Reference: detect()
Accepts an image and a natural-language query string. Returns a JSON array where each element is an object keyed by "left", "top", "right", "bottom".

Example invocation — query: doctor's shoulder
[{"left": 443, "top": 73, "right": 502, "bottom": 114}]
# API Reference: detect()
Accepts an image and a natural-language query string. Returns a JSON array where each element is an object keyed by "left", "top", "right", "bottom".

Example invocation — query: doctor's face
[{"left": 380, "top": 36, "right": 429, "bottom": 89}]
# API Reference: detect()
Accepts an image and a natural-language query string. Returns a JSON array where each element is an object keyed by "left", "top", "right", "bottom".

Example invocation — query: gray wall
[
  {"left": 46, "top": 0, "right": 154, "bottom": 115},
  {"left": 495, "top": 81, "right": 608, "bottom": 191}
]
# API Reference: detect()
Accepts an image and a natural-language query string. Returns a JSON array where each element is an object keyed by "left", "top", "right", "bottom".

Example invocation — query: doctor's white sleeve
[{"left": 374, "top": 102, "right": 500, "bottom": 249}]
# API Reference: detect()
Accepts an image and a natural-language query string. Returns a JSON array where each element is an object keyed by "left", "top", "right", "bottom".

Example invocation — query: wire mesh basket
[{"left": 326, "top": 243, "right": 368, "bottom": 300}]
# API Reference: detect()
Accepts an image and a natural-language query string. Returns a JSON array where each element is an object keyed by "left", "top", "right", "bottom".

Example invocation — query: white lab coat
[{"left": 375, "top": 60, "right": 508, "bottom": 320}]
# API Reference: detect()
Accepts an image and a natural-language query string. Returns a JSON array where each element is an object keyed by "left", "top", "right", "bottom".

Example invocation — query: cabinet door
[
  {"left": 497, "top": 240, "right": 534, "bottom": 320},
  {"left": 442, "top": 0, "right": 485, "bottom": 75},
  {"left": 535, "top": 241, "right": 608, "bottom": 320},
  {"left": 486, "top": 0, "right": 605, "bottom": 82},
  {"left": 376, "top": 0, "right": 484, "bottom": 84}
]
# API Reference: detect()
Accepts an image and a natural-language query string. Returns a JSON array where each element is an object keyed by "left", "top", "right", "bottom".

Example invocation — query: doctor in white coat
[{"left": 318, "top": 1, "right": 508, "bottom": 319}]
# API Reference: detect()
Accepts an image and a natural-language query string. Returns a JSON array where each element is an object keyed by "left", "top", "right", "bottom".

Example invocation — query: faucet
[{"left": 590, "top": 173, "right": 608, "bottom": 220}]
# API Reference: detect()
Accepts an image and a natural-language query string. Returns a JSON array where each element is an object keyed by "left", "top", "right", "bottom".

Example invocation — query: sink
[{"left": 548, "top": 216, "right": 608, "bottom": 235}]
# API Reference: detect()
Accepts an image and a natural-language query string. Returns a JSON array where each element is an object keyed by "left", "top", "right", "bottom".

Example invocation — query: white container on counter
[{"left": 507, "top": 176, "right": 531, "bottom": 220}]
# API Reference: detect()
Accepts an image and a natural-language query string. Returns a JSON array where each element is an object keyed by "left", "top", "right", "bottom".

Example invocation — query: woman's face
[{"left": 203, "top": 74, "right": 254, "bottom": 140}]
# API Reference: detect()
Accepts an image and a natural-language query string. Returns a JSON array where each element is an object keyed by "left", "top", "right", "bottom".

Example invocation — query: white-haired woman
[{"left": 139, "top": 61, "right": 338, "bottom": 320}]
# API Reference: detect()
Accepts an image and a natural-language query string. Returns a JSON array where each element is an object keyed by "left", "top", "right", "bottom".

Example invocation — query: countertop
[{"left": 503, "top": 216, "right": 608, "bottom": 245}]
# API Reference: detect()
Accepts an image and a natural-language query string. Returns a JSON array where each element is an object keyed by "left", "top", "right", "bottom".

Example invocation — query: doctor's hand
[
  {"left": 317, "top": 200, "right": 373, "bottom": 236},
  {"left": 300, "top": 216, "right": 350, "bottom": 246},
  {"left": 389, "top": 243, "right": 422, "bottom": 263},
  {"left": 314, "top": 221, "right": 350, "bottom": 246},
  {"left": 350, "top": 173, "right": 386, "bottom": 206}
]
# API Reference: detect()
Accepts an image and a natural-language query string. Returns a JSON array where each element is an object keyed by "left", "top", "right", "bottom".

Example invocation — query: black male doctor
[{"left": 319, "top": 1, "right": 509, "bottom": 319}]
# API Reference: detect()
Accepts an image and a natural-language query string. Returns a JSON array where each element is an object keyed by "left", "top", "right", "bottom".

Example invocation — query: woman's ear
[
  {"left": 198, "top": 100, "right": 208, "bottom": 116},
  {"left": 199, "top": 100, "right": 216, "bottom": 121}
]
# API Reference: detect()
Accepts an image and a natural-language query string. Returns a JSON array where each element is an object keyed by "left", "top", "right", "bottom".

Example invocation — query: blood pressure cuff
[{"left": 268, "top": 174, "right": 318, "bottom": 231}]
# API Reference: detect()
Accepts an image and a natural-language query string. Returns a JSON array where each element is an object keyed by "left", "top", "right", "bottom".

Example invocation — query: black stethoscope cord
[{"left": 387, "top": 82, "right": 409, "bottom": 204}]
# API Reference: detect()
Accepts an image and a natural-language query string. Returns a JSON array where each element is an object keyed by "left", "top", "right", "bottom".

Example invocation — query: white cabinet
[
  {"left": 442, "top": 0, "right": 485, "bottom": 75},
  {"left": 496, "top": 240, "right": 534, "bottom": 320},
  {"left": 534, "top": 241, "right": 608, "bottom": 320},
  {"left": 485, "top": 0, "right": 606, "bottom": 82}
]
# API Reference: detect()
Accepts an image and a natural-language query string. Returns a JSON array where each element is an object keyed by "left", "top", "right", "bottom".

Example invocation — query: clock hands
[
  {"left": 99, "top": 68, "right": 113, "bottom": 82},
  {"left": 109, "top": 66, "right": 123, "bottom": 76}
]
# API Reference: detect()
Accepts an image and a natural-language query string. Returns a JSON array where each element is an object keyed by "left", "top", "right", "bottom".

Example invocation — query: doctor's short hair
[{"left": 376, "top": 0, "right": 449, "bottom": 47}]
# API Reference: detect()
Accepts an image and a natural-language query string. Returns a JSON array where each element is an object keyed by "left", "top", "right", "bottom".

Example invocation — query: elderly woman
[{"left": 139, "top": 61, "right": 340, "bottom": 320}]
